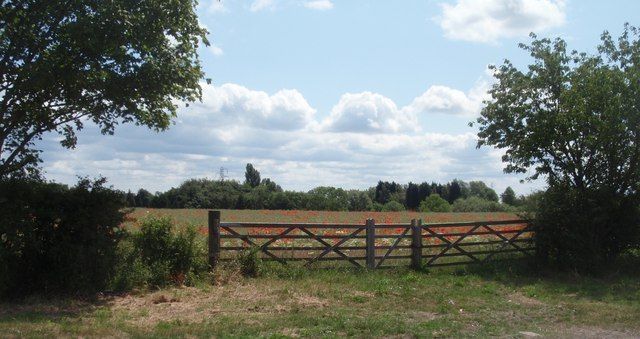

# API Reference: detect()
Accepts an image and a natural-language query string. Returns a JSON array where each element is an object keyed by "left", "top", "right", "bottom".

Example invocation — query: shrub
[
  {"left": 535, "top": 184, "right": 640, "bottom": 273},
  {"left": 451, "top": 196, "right": 511, "bottom": 212},
  {"left": 237, "top": 246, "right": 263, "bottom": 278},
  {"left": 381, "top": 201, "right": 405, "bottom": 212},
  {"left": 419, "top": 194, "right": 451, "bottom": 212},
  {"left": 0, "top": 178, "right": 125, "bottom": 298},
  {"left": 347, "top": 191, "right": 373, "bottom": 211},
  {"left": 112, "top": 216, "right": 207, "bottom": 289}
]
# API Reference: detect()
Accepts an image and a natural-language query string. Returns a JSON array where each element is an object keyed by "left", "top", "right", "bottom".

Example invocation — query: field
[
  {"left": 2, "top": 209, "right": 639, "bottom": 337},
  {"left": 123, "top": 208, "right": 523, "bottom": 230},
  {"left": 125, "top": 209, "right": 531, "bottom": 267}
]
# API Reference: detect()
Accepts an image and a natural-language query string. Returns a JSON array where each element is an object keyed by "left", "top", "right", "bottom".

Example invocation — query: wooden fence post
[
  {"left": 208, "top": 210, "right": 221, "bottom": 269},
  {"left": 411, "top": 219, "right": 423, "bottom": 270},
  {"left": 366, "top": 219, "right": 376, "bottom": 269}
]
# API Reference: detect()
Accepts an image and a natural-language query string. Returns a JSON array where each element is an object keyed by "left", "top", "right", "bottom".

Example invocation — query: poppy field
[
  {"left": 124, "top": 208, "right": 523, "bottom": 230},
  {"left": 124, "top": 209, "right": 532, "bottom": 267}
]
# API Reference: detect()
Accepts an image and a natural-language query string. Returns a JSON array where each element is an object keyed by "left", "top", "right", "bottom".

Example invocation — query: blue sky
[{"left": 40, "top": 0, "right": 640, "bottom": 195}]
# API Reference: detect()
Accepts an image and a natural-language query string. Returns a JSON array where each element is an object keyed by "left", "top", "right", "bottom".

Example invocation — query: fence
[{"left": 207, "top": 211, "right": 535, "bottom": 269}]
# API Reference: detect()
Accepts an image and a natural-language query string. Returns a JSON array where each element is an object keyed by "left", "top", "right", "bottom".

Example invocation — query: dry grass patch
[
  {"left": 105, "top": 280, "right": 334, "bottom": 329},
  {"left": 508, "top": 292, "right": 546, "bottom": 306}
]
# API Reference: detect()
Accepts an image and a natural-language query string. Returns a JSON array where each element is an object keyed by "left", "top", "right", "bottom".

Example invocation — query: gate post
[
  {"left": 411, "top": 219, "right": 423, "bottom": 270},
  {"left": 366, "top": 219, "right": 376, "bottom": 269},
  {"left": 208, "top": 210, "right": 221, "bottom": 270}
]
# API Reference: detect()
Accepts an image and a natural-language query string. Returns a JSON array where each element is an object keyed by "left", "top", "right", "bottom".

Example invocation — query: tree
[
  {"left": 267, "top": 191, "right": 294, "bottom": 210},
  {"left": 374, "top": 181, "right": 390, "bottom": 204},
  {"left": 244, "top": 164, "right": 261, "bottom": 188},
  {"left": 347, "top": 190, "right": 373, "bottom": 211},
  {"left": 452, "top": 196, "right": 508, "bottom": 212},
  {"left": 135, "top": 189, "right": 154, "bottom": 208},
  {"left": 478, "top": 26, "right": 640, "bottom": 196},
  {"left": 448, "top": 180, "right": 462, "bottom": 203},
  {"left": 501, "top": 187, "right": 517, "bottom": 206},
  {"left": 417, "top": 182, "right": 432, "bottom": 202},
  {"left": 124, "top": 190, "right": 136, "bottom": 207},
  {"left": 0, "top": 0, "right": 209, "bottom": 177},
  {"left": 418, "top": 194, "right": 451, "bottom": 213},
  {"left": 468, "top": 181, "right": 499, "bottom": 202},
  {"left": 381, "top": 201, "right": 405, "bottom": 212},
  {"left": 476, "top": 25, "right": 640, "bottom": 271},
  {"left": 306, "top": 186, "right": 349, "bottom": 211},
  {"left": 405, "top": 182, "right": 420, "bottom": 209}
]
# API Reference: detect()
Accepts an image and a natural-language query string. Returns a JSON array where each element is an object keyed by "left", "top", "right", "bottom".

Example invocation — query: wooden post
[
  {"left": 208, "top": 210, "right": 221, "bottom": 269},
  {"left": 366, "top": 219, "right": 376, "bottom": 269},
  {"left": 411, "top": 219, "right": 423, "bottom": 270}
]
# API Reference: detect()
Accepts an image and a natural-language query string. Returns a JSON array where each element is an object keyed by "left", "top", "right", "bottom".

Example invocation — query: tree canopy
[
  {"left": 0, "top": 0, "right": 208, "bottom": 177},
  {"left": 476, "top": 24, "right": 640, "bottom": 271},
  {"left": 244, "top": 163, "right": 261, "bottom": 188},
  {"left": 477, "top": 24, "right": 640, "bottom": 196}
]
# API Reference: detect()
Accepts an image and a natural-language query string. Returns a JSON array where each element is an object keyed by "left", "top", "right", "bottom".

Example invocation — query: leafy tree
[
  {"left": 267, "top": 191, "right": 294, "bottom": 210},
  {"left": 418, "top": 194, "right": 451, "bottom": 213},
  {"left": 476, "top": 25, "right": 640, "bottom": 271},
  {"left": 501, "top": 187, "right": 517, "bottom": 206},
  {"left": 371, "top": 202, "right": 384, "bottom": 212},
  {"left": 0, "top": 0, "right": 208, "bottom": 177},
  {"left": 468, "top": 181, "right": 499, "bottom": 202},
  {"left": 283, "top": 191, "right": 308, "bottom": 210},
  {"left": 135, "top": 189, "right": 154, "bottom": 208},
  {"left": 388, "top": 190, "right": 406, "bottom": 206},
  {"left": 124, "top": 190, "right": 136, "bottom": 207},
  {"left": 448, "top": 181, "right": 462, "bottom": 203},
  {"left": 381, "top": 201, "right": 405, "bottom": 212},
  {"left": 240, "top": 185, "right": 271, "bottom": 210},
  {"left": 374, "top": 181, "right": 391, "bottom": 204},
  {"left": 451, "top": 196, "right": 509, "bottom": 212},
  {"left": 244, "top": 164, "right": 261, "bottom": 188},
  {"left": 405, "top": 182, "right": 420, "bottom": 210},
  {"left": 260, "top": 178, "right": 282, "bottom": 192},
  {"left": 347, "top": 191, "right": 373, "bottom": 211},
  {"left": 374, "top": 181, "right": 401, "bottom": 204},
  {"left": 417, "top": 182, "right": 432, "bottom": 202},
  {"left": 306, "top": 186, "right": 349, "bottom": 211}
]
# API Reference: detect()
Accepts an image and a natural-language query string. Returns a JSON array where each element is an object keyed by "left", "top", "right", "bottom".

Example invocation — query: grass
[
  {"left": 2, "top": 259, "right": 639, "bottom": 338},
  {"left": 2, "top": 210, "right": 637, "bottom": 337}
]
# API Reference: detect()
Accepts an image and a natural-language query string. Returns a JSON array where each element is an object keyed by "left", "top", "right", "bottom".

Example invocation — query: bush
[
  {"left": 237, "top": 246, "right": 263, "bottom": 278},
  {"left": 419, "top": 194, "right": 451, "bottom": 212},
  {"left": 381, "top": 201, "right": 405, "bottom": 212},
  {"left": 535, "top": 184, "right": 640, "bottom": 273},
  {"left": 0, "top": 178, "right": 125, "bottom": 298},
  {"left": 113, "top": 216, "right": 207, "bottom": 289},
  {"left": 451, "top": 196, "right": 511, "bottom": 212}
]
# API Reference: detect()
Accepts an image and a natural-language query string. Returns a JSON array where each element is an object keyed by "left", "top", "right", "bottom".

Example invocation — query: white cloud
[
  {"left": 322, "top": 92, "right": 419, "bottom": 133},
  {"left": 436, "top": 0, "right": 566, "bottom": 43},
  {"left": 250, "top": 0, "right": 276, "bottom": 12},
  {"left": 304, "top": 0, "right": 334, "bottom": 11},
  {"left": 322, "top": 79, "right": 490, "bottom": 134},
  {"left": 405, "top": 78, "right": 490, "bottom": 116},
  {"left": 183, "top": 83, "right": 316, "bottom": 131},
  {"left": 37, "top": 81, "right": 540, "bottom": 195},
  {"left": 208, "top": 43, "right": 224, "bottom": 56}
]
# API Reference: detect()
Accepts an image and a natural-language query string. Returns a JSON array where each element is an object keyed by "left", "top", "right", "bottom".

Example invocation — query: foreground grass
[{"left": 1, "top": 260, "right": 639, "bottom": 338}]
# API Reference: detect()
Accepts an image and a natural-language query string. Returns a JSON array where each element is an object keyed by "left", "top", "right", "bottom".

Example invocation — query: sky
[{"left": 38, "top": 0, "right": 640, "bottom": 195}]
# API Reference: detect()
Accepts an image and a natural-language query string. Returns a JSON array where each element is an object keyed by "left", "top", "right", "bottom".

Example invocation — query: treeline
[{"left": 123, "top": 164, "right": 539, "bottom": 212}]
